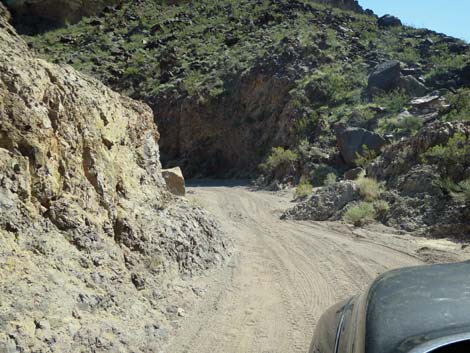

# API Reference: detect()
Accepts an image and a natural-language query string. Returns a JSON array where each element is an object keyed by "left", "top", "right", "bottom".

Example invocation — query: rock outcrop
[
  {"left": 378, "top": 14, "right": 402, "bottom": 28},
  {"left": 283, "top": 181, "right": 360, "bottom": 221},
  {"left": 155, "top": 63, "right": 298, "bottom": 177},
  {"left": 368, "top": 60, "right": 428, "bottom": 96},
  {"left": 0, "top": 5, "right": 227, "bottom": 352},
  {"left": 367, "top": 121, "right": 470, "bottom": 232}
]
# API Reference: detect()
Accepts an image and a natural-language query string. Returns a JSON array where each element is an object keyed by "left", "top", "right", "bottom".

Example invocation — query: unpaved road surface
[{"left": 167, "top": 181, "right": 467, "bottom": 353}]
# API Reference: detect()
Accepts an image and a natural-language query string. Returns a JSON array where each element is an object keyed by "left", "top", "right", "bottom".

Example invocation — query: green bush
[
  {"left": 434, "top": 177, "right": 461, "bottom": 194},
  {"left": 437, "top": 178, "right": 470, "bottom": 205},
  {"left": 443, "top": 88, "right": 470, "bottom": 122},
  {"left": 310, "top": 164, "right": 337, "bottom": 187},
  {"left": 396, "top": 115, "right": 423, "bottom": 134},
  {"left": 397, "top": 47, "right": 421, "bottom": 65},
  {"left": 458, "top": 179, "right": 470, "bottom": 205},
  {"left": 423, "top": 133, "right": 470, "bottom": 180},
  {"left": 378, "top": 114, "right": 423, "bottom": 137},
  {"left": 260, "top": 147, "right": 298, "bottom": 182},
  {"left": 343, "top": 202, "right": 376, "bottom": 227},
  {"left": 354, "top": 145, "right": 378, "bottom": 168},
  {"left": 373, "top": 90, "right": 408, "bottom": 114},
  {"left": 295, "top": 178, "right": 313, "bottom": 198},
  {"left": 261, "top": 147, "right": 298, "bottom": 172},
  {"left": 123, "top": 66, "right": 141, "bottom": 78},
  {"left": 324, "top": 172, "right": 337, "bottom": 186},
  {"left": 373, "top": 200, "right": 390, "bottom": 218},
  {"left": 355, "top": 177, "right": 382, "bottom": 201}
]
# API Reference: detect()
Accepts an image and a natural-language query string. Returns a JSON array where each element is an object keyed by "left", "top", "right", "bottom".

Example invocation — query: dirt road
[{"left": 167, "top": 181, "right": 466, "bottom": 353}]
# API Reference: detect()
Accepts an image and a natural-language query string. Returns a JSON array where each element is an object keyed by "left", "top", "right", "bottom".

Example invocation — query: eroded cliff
[{"left": 0, "top": 5, "right": 227, "bottom": 352}]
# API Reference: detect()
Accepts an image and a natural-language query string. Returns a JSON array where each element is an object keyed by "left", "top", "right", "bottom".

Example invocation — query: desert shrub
[
  {"left": 295, "top": 178, "right": 313, "bottom": 198},
  {"left": 458, "top": 179, "right": 470, "bottom": 205},
  {"left": 343, "top": 202, "right": 376, "bottom": 226},
  {"left": 303, "top": 64, "right": 363, "bottom": 106},
  {"left": 396, "top": 115, "right": 423, "bottom": 134},
  {"left": 443, "top": 88, "right": 470, "bottom": 122},
  {"left": 434, "top": 177, "right": 461, "bottom": 194},
  {"left": 183, "top": 70, "right": 205, "bottom": 95},
  {"left": 373, "top": 90, "right": 408, "bottom": 114},
  {"left": 260, "top": 147, "right": 298, "bottom": 181},
  {"left": 354, "top": 145, "right": 378, "bottom": 168},
  {"left": 123, "top": 66, "right": 141, "bottom": 78},
  {"left": 373, "top": 200, "right": 390, "bottom": 218},
  {"left": 437, "top": 178, "right": 470, "bottom": 205},
  {"left": 324, "top": 173, "right": 337, "bottom": 186},
  {"left": 423, "top": 133, "right": 470, "bottom": 180},
  {"left": 355, "top": 177, "right": 382, "bottom": 201},
  {"left": 378, "top": 114, "right": 423, "bottom": 137},
  {"left": 427, "top": 53, "right": 468, "bottom": 79},
  {"left": 261, "top": 147, "right": 298, "bottom": 171},
  {"left": 310, "top": 164, "right": 337, "bottom": 187},
  {"left": 397, "top": 47, "right": 421, "bottom": 65}
]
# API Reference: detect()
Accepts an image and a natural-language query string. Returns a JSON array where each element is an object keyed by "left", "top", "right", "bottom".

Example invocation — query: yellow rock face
[{"left": 0, "top": 5, "right": 227, "bottom": 352}]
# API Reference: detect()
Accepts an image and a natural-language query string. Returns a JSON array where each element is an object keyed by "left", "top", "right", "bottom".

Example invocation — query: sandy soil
[{"left": 165, "top": 181, "right": 469, "bottom": 353}]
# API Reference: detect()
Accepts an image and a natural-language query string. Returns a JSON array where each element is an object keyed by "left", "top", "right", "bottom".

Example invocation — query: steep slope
[
  {"left": 16, "top": 0, "right": 470, "bottom": 233},
  {"left": 0, "top": 5, "right": 226, "bottom": 352},
  {"left": 23, "top": 0, "right": 470, "bottom": 178}
]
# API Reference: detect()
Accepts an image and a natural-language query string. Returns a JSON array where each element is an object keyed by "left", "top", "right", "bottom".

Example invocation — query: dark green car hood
[{"left": 365, "top": 261, "right": 470, "bottom": 353}]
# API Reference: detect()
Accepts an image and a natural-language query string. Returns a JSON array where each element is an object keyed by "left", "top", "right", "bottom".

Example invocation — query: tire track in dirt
[{"left": 167, "top": 182, "right": 426, "bottom": 353}]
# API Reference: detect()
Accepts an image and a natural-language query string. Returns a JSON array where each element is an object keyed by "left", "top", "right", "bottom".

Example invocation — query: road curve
[{"left": 167, "top": 182, "right": 423, "bottom": 353}]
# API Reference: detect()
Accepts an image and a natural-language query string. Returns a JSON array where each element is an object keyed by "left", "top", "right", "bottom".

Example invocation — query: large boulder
[
  {"left": 368, "top": 60, "right": 402, "bottom": 93},
  {"left": 283, "top": 181, "right": 360, "bottom": 221},
  {"left": 399, "top": 75, "right": 428, "bottom": 97},
  {"left": 162, "top": 167, "right": 186, "bottom": 196},
  {"left": 0, "top": 11, "right": 226, "bottom": 353},
  {"left": 378, "top": 14, "right": 402, "bottom": 28},
  {"left": 336, "top": 126, "right": 387, "bottom": 166}
]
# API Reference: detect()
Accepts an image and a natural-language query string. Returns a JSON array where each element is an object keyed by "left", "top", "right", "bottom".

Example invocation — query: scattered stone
[{"left": 177, "top": 308, "right": 186, "bottom": 317}]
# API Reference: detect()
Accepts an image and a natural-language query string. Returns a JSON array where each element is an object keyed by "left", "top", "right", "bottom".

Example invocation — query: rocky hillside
[
  {"left": 0, "top": 4, "right": 227, "bottom": 352},
  {"left": 5, "top": 0, "right": 122, "bottom": 33},
  {"left": 9, "top": 0, "right": 470, "bottom": 233}
]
